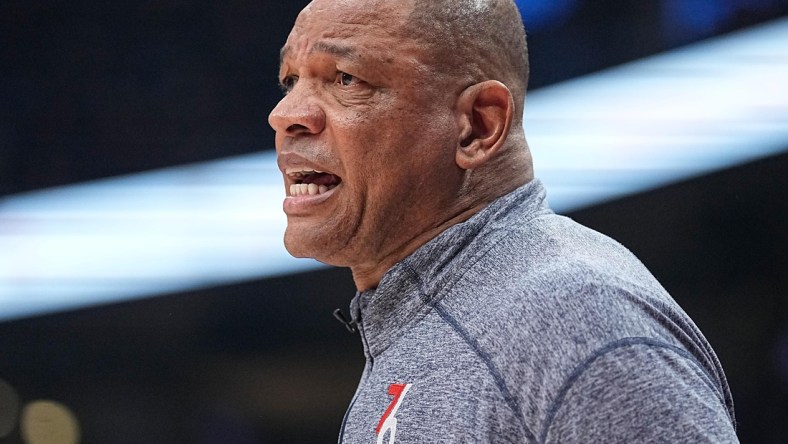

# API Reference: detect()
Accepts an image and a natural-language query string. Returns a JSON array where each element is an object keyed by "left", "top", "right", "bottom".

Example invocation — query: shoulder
[
  {"left": 541, "top": 338, "right": 738, "bottom": 443},
  {"left": 444, "top": 213, "right": 697, "bottom": 363},
  {"left": 447, "top": 211, "right": 675, "bottom": 331}
]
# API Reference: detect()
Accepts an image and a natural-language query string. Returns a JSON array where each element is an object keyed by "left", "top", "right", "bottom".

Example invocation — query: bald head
[{"left": 405, "top": 0, "right": 529, "bottom": 124}]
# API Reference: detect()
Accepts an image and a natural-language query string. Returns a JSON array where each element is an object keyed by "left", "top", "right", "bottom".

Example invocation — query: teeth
[
  {"left": 289, "top": 183, "right": 337, "bottom": 197},
  {"left": 285, "top": 168, "right": 325, "bottom": 178}
]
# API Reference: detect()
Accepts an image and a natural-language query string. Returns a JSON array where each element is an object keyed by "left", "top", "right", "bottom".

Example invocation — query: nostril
[{"left": 287, "top": 123, "right": 310, "bottom": 134}]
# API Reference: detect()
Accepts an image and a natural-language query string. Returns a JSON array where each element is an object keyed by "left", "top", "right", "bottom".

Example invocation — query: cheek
[{"left": 333, "top": 95, "right": 456, "bottom": 186}]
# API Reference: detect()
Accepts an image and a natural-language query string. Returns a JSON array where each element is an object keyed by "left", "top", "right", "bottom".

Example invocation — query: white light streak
[{"left": 1, "top": 18, "right": 787, "bottom": 321}]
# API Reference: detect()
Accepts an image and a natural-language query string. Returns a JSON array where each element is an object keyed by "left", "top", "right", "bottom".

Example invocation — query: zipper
[
  {"left": 337, "top": 360, "right": 369, "bottom": 443},
  {"left": 338, "top": 301, "right": 374, "bottom": 444}
]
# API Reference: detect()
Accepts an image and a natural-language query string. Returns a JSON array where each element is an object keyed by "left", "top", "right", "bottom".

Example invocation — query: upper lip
[{"left": 277, "top": 151, "right": 339, "bottom": 184}]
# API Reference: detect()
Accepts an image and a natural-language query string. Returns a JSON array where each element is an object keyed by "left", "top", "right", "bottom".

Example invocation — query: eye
[
  {"left": 279, "top": 75, "right": 298, "bottom": 94},
  {"left": 337, "top": 71, "right": 358, "bottom": 87}
]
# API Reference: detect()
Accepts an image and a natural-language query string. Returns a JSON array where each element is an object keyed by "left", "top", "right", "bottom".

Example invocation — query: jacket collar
[{"left": 350, "top": 179, "right": 551, "bottom": 359}]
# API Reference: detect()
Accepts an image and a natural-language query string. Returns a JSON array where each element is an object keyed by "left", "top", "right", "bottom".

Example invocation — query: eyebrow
[{"left": 279, "top": 41, "right": 359, "bottom": 67}]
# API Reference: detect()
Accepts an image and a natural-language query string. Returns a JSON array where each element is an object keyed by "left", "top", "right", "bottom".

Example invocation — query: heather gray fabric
[{"left": 338, "top": 179, "right": 737, "bottom": 443}]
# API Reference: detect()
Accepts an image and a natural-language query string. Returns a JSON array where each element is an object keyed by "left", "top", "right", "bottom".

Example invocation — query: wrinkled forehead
[{"left": 289, "top": 0, "right": 415, "bottom": 45}]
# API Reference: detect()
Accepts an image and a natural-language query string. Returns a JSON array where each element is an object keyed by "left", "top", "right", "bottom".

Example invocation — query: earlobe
[{"left": 455, "top": 81, "right": 514, "bottom": 170}]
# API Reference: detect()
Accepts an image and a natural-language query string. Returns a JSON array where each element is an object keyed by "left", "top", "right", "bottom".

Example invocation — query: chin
[
  {"left": 283, "top": 228, "right": 340, "bottom": 265},
  {"left": 283, "top": 233, "right": 315, "bottom": 259}
]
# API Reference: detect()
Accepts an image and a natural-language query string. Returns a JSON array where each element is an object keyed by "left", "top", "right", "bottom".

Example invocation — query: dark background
[{"left": 1, "top": 0, "right": 787, "bottom": 442}]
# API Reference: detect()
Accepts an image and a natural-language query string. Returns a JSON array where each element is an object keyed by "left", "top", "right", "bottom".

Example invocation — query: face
[{"left": 268, "top": 0, "right": 465, "bottom": 271}]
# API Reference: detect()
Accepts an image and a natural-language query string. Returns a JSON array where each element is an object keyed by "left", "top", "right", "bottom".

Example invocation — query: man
[{"left": 268, "top": 0, "right": 738, "bottom": 442}]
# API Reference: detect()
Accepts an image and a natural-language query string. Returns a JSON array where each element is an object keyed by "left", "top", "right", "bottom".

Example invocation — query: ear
[{"left": 454, "top": 80, "right": 514, "bottom": 170}]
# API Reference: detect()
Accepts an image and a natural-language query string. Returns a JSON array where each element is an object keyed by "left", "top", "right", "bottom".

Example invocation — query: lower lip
[{"left": 282, "top": 184, "right": 340, "bottom": 215}]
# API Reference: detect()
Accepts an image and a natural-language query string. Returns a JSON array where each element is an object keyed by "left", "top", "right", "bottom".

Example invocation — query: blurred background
[{"left": 1, "top": 0, "right": 787, "bottom": 442}]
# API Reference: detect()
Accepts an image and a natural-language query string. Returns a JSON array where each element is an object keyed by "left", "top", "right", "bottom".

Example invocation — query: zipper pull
[{"left": 333, "top": 308, "right": 358, "bottom": 334}]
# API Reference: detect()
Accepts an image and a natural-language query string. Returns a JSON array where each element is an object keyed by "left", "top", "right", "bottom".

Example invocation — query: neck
[
  {"left": 350, "top": 201, "right": 490, "bottom": 291},
  {"left": 351, "top": 141, "right": 533, "bottom": 291}
]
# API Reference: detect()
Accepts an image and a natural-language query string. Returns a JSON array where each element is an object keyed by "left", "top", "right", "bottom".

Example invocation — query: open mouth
[{"left": 287, "top": 169, "right": 342, "bottom": 197}]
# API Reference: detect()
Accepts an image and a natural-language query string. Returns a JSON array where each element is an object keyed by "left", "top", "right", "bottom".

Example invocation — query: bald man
[{"left": 269, "top": 0, "right": 738, "bottom": 442}]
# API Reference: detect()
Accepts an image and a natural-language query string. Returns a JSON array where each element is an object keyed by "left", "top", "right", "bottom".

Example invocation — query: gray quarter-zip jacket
[{"left": 339, "top": 179, "right": 737, "bottom": 443}]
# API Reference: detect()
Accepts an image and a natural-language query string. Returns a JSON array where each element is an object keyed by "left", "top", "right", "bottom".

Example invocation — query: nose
[{"left": 268, "top": 82, "right": 326, "bottom": 137}]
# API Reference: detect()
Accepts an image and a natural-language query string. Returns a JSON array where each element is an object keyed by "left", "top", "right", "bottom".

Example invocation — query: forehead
[{"left": 282, "top": 0, "right": 415, "bottom": 60}]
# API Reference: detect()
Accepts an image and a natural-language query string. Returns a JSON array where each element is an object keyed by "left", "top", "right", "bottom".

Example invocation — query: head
[{"left": 268, "top": 0, "right": 533, "bottom": 290}]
